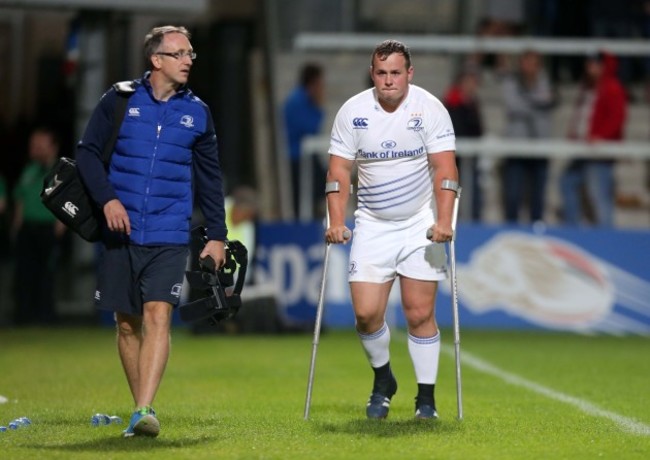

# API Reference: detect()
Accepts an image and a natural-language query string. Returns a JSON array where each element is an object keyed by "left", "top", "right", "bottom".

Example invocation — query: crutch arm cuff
[
  {"left": 325, "top": 181, "right": 340, "bottom": 194},
  {"left": 441, "top": 179, "right": 460, "bottom": 193}
]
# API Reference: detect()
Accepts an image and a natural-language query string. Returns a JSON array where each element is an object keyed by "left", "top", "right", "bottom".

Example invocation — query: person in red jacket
[
  {"left": 443, "top": 69, "right": 483, "bottom": 221},
  {"left": 560, "top": 51, "right": 627, "bottom": 226}
]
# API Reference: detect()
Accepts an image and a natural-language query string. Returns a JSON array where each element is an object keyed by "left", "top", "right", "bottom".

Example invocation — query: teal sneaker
[{"left": 123, "top": 406, "right": 160, "bottom": 438}]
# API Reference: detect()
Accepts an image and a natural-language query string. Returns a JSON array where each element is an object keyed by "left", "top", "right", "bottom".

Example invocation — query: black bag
[
  {"left": 40, "top": 82, "right": 134, "bottom": 242},
  {"left": 41, "top": 157, "right": 103, "bottom": 241}
]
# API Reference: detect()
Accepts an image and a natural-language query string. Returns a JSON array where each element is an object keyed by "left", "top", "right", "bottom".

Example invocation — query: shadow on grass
[
  {"left": 25, "top": 435, "right": 217, "bottom": 453},
  {"left": 315, "top": 418, "right": 464, "bottom": 438},
  {"left": 21, "top": 414, "right": 224, "bottom": 452}
]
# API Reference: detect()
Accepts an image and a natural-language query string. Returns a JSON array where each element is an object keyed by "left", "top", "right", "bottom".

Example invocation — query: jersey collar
[{"left": 372, "top": 84, "right": 412, "bottom": 112}]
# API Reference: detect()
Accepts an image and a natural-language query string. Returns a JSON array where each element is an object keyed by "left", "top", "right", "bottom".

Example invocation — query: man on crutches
[{"left": 322, "top": 39, "right": 459, "bottom": 420}]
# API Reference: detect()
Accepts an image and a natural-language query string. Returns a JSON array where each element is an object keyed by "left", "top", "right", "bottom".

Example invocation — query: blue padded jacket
[{"left": 77, "top": 74, "right": 227, "bottom": 245}]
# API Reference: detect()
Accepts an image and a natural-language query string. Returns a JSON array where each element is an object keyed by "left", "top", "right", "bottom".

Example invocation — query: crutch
[
  {"left": 427, "top": 179, "right": 463, "bottom": 421},
  {"left": 304, "top": 181, "right": 350, "bottom": 420}
]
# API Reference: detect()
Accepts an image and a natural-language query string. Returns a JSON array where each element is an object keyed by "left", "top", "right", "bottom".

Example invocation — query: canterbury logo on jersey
[
  {"left": 352, "top": 117, "right": 368, "bottom": 128},
  {"left": 128, "top": 107, "right": 140, "bottom": 116}
]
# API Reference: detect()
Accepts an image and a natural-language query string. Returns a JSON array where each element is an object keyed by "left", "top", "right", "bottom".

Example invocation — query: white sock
[
  {"left": 357, "top": 322, "right": 390, "bottom": 368},
  {"left": 408, "top": 331, "right": 441, "bottom": 384}
]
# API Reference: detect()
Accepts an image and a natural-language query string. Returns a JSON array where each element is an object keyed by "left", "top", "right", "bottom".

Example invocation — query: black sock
[
  {"left": 416, "top": 383, "right": 435, "bottom": 407},
  {"left": 372, "top": 362, "right": 395, "bottom": 395},
  {"left": 372, "top": 362, "right": 391, "bottom": 381}
]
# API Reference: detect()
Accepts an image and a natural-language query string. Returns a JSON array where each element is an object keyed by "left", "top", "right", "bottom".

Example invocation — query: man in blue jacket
[
  {"left": 282, "top": 63, "right": 325, "bottom": 219},
  {"left": 77, "top": 25, "right": 227, "bottom": 438}
]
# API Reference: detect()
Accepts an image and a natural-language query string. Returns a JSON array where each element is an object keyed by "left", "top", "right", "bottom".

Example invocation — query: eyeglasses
[{"left": 155, "top": 51, "right": 197, "bottom": 61}]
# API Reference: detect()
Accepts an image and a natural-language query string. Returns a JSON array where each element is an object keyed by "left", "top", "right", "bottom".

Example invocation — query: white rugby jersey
[{"left": 329, "top": 84, "right": 456, "bottom": 221}]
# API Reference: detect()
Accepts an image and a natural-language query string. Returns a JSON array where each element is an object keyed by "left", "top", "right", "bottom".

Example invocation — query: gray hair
[{"left": 143, "top": 25, "right": 191, "bottom": 66}]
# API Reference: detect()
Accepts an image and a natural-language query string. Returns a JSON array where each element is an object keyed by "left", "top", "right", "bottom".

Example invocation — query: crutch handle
[
  {"left": 426, "top": 179, "right": 462, "bottom": 240},
  {"left": 326, "top": 228, "right": 351, "bottom": 245},
  {"left": 325, "top": 181, "right": 353, "bottom": 242}
]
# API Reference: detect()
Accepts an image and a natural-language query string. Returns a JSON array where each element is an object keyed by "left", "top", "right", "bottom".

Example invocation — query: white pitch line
[{"left": 443, "top": 346, "right": 650, "bottom": 436}]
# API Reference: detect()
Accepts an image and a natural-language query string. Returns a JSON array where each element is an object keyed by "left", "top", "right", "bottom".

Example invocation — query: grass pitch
[{"left": 0, "top": 327, "right": 649, "bottom": 459}]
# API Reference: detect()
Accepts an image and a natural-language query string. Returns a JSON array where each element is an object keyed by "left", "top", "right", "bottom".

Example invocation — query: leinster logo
[
  {"left": 407, "top": 117, "right": 423, "bottom": 131},
  {"left": 180, "top": 115, "right": 194, "bottom": 128},
  {"left": 352, "top": 117, "right": 368, "bottom": 129},
  {"left": 170, "top": 283, "right": 183, "bottom": 298},
  {"left": 381, "top": 140, "right": 396, "bottom": 149}
]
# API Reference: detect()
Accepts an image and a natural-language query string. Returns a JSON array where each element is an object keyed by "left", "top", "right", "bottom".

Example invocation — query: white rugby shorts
[{"left": 348, "top": 208, "right": 448, "bottom": 283}]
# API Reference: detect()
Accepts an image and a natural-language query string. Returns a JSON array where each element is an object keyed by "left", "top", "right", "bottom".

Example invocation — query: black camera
[{"left": 178, "top": 227, "right": 248, "bottom": 325}]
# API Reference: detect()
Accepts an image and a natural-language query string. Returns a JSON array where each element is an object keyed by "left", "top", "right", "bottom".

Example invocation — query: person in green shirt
[
  {"left": 225, "top": 186, "right": 257, "bottom": 265},
  {"left": 12, "top": 126, "right": 65, "bottom": 325}
]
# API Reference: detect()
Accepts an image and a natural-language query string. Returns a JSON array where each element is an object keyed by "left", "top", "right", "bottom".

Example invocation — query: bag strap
[{"left": 101, "top": 80, "right": 136, "bottom": 166}]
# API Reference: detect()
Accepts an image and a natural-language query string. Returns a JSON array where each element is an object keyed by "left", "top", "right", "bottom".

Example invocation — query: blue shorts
[{"left": 95, "top": 243, "right": 189, "bottom": 316}]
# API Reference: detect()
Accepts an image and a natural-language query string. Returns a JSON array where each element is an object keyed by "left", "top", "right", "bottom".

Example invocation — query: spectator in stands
[
  {"left": 481, "top": 0, "right": 526, "bottom": 36},
  {"left": 527, "top": 0, "right": 590, "bottom": 83},
  {"left": 282, "top": 63, "right": 325, "bottom": 220},
  {"left": 587, "top": 0, "right": 640, "bottom": 87},
  {"left": 11, "top": 126, "right": 66, "bottom": 325},
  {"left": 470, "top": 0, "right": 526, "bottom": 70},
  {"left": 499, "top": 51, "right": 556, "bottom": 223},
  {"left": 443, "top": 68, "right": 484, "bottom": 221},
  {"left": 560, "top": 51, "right": 627, "bottom": 226}
]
